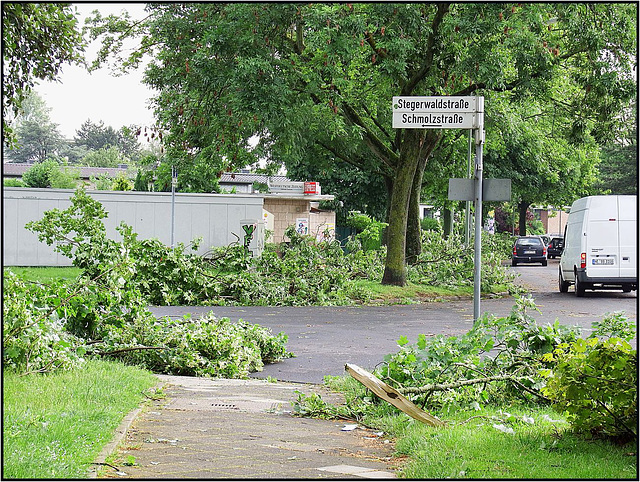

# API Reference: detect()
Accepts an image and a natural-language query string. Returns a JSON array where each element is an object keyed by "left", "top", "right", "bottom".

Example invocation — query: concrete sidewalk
[{"left": 93, "top": 375, "right": 399, "bottom": 479}]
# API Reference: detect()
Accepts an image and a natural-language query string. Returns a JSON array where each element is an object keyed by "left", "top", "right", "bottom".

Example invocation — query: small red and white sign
[{"left": 304, "top": 182, "right": 318, "bottom": 194}]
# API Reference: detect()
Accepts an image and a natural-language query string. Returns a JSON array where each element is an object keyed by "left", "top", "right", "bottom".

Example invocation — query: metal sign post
[{"left": 473, "top": 99, "right": 484, "bottom": 321}]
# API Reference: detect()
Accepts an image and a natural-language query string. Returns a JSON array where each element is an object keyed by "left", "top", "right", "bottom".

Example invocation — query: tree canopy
[
  {"left": 5, "top": 92, "right": 64, "bottom": 163},
  {"left": 90, "top": 2, "right": 637, "bottom": 285},
  {"left": 2, "top": 3, "right": 85, "bottom": 144}
]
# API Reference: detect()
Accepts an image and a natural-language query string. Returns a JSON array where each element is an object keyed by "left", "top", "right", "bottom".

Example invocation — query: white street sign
[
  {"left": 393, "top": 96, "right": 478, "bottom": 113},
  {"left": 393, "top": 111, "right": 476, "bottom": 129}
]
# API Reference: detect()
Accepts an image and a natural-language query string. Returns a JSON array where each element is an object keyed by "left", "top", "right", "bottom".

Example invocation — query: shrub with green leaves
[
  {"left": 22, "top": 159, "right": 58, "bottom": 188},
  {"left": 541, "top": 314, "right": 637, "bottom": 441},
  {"left": 111, "top": 173, "right": 133, "bottom": 191},
  {"left": 345, "top": 212, "right": 387, "bottom": 251},
  {"left": 420, "top": 217, "right": 441, "bottom": 232},
  {"left": 4, "top": 178, "right": 26, "bottom": 187}
]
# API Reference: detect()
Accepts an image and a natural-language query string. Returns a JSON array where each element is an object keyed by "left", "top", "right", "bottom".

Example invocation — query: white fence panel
[{"left": 2, "top": 188, "right": 265, "bottom": 266}]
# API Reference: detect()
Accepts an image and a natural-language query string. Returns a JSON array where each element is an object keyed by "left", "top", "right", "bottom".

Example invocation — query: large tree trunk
[
  {"left": 405, "top": 157, "right": 426, "bottom": 265},
  {"left": 382, "top": 130, "right": 424, "bottom": 286},
  {"left": 443, "top": 207, "right": 453, "bottom": 237},
  {"left": 518, "top": 200, "right": 530, "bottom": 236},
  {"left": 381, "top": 176, "right": 393, "bottom": 246},
  {"left": 383, "top": 130, "right": 440, "bottom": 285},
  {"left": 405, "top": 132, "right": 439, "bottom": 264}
]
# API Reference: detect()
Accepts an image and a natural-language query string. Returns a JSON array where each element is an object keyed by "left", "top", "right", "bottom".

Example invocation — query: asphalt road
[{"left": 150, "top": 259, "right": 636, "bottom": 384}]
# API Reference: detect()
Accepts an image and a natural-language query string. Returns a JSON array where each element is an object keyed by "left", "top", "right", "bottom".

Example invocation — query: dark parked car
[
  {"left": 512, "top": 236, "right": 547, "bottom": 266},
  {"left": 547, "top": 236, "right": 564, "bottom": 259}
]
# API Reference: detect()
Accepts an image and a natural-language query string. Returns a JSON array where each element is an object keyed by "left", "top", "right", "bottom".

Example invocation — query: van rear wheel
[
  {"left": 575, "top": 273, "right": 586, "bottom": 297},
  {"left": 559, "top": 269, "right": 569, "bottom": 293}
]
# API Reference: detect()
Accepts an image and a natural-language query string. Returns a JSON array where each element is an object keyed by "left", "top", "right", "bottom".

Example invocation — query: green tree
[
  {"left": 74, "top": 119, "right": 120, "bottom": 151},
  {"left": 594, "top": 102, "right": 637, "bottom": 195},
  {"left": 484, "top": 95, "right": 601, "bottom": 235},
  {"left": 90, "top": 3, "right": 637, "bottom": 285},
  {"left": 6, "top": 92, "right": 65, "bottom": 163},
  {"left": 73, "top": 120, "right": 142, "bottom": 162},
  {"left": 2, "top": 3, "right": 84, "bottom": 144},
  {"left": 80, "top": 146, "right": 127, "bottom": 168}
]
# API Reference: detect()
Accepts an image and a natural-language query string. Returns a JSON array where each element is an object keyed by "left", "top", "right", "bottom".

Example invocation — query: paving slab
[{"left": 96, "top": 375, "right": 400, "bottom": 479}]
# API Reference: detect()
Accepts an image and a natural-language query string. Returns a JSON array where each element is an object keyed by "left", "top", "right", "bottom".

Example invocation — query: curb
[{"left": 88, "top": 380, "right": 165, "bottom": 478}]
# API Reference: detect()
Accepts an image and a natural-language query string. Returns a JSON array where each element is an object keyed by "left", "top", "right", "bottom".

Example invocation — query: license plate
[
  {"left": 592, "top": 258, "right": 614, "bottom": 265},
  {"left": 524, "top": 250, "right": 536, "bottom": 254}
]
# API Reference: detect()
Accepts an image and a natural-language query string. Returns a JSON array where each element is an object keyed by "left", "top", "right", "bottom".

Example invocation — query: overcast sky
[{"left": 35, "top": 3, "right": 154, "bottom": 139}]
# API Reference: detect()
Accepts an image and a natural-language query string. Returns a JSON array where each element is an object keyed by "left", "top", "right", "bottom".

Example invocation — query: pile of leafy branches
[
  {"left": 2, "top": 269, "right": 292, "bottom": 378},
  {"left": 5, "top": 188, "right": 292, "bottom": 376},
  {"left": 207, "top": 226, "right": 384, "bottom": 305},
  {"left": 408, "top": 230, "right": 516, "bottom": 291},
  {"left": 379, "top": 295, "right": 579, "bottom": 408}
]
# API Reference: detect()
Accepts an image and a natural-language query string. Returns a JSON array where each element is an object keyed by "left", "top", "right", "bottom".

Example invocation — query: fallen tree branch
[
  {"left": 397, "top": 375, "right": 530, "bottom": 395},
  {"left": 99, "top": 346, "right": 167, "bottom": 356}
]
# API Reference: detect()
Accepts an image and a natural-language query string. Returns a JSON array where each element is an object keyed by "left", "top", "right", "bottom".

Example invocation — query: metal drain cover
[
  {"left": 211, "top": 403, "right": 239, "bottom": 410},
  {"left": 168, "top": 397, "right": 288, "bottom": 413}
]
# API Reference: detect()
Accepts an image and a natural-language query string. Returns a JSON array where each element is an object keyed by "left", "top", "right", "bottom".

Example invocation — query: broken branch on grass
[
  {"left": 397, "top": 375, "right": 531, "bottom": 395},
  {"left": 99, "top": 346, "right": 167, "bottom": 356}
]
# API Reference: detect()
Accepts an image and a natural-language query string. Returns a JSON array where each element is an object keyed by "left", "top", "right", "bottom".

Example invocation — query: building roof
[{"left": 219, "top": 173, "right": 290, "bottom": 185}]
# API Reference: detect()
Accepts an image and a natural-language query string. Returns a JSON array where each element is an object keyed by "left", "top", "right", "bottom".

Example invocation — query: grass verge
[
  {"left": 5, "top": 267, "right": 483, "bottom": 304},
  {"left": 3, "top": 359, "right": 158, "bottom": 479},
  {"left": 3, "top": 266, "right": 82, "bottom": 284},
  {"left": 324, "top": 376, "right": 637, "bottom": 479},
  {"left": 347, "top": 280, "right": 471, "bottom": 303}
]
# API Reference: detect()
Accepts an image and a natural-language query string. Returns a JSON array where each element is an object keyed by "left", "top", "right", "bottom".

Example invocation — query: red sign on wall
[{"left": 304, "top": 182, "right": 318, "bottom": 194}]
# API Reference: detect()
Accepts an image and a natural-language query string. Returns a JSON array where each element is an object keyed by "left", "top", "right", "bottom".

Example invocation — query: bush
[
  {"left": 4, "top": 178, "right": 26, "bottom": 187},
  {"left": 111, "top": 173, "right": 133, "bottom": 191},
  {"left": 541, "top": 314, "right": 637, "bottom": 441},
  {"left": 49, "top": 164, "right": 79, "bottom": 189},
  {"left": 22, "top": 159, "right": 58, "bottom": 188},
  {"left": 345, "top": 212, "right": 387, "bottom": 251},
  {"left": 90, "top": 173, "right": 115, "bottom": 190},
  {"left": 420, "top": 217, "right": 441, "bottom": 232}
]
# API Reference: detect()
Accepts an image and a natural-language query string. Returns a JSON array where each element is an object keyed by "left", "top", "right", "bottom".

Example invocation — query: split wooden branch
[{"left": 345, "top": 363, "right": 445, "bottom": 427}]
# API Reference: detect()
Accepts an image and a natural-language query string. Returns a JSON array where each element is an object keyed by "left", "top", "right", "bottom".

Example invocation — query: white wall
[{"left": 2, "top": 188, "right": 265, "bottom": 266}]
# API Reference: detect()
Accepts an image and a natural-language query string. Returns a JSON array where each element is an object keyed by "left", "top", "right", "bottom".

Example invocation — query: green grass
[
  {"left": 3, "top": 266, "right": 82, "bottom": 284},
  {"left": 325, "top": 376, "right": 637, "bottom": 479},
  {"left": 392, "top": 407, "right": 637, "bottom": 479},
  {"left": 3, "top": 359, "right": 158, "bottom": 479},
  {"left": 354, "top": 280, "right": 472, "bottom": 303}
]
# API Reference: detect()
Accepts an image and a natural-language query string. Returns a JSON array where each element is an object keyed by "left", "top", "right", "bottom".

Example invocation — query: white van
[{"left": 559, "top": 195, "right": 637, "bottom": 296}]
